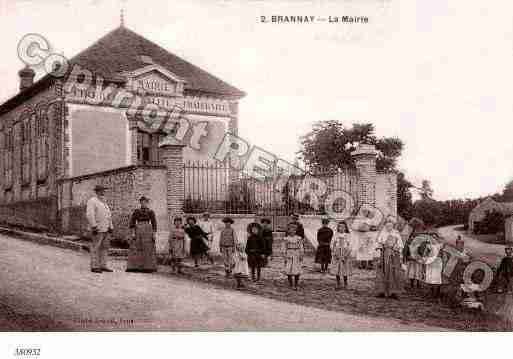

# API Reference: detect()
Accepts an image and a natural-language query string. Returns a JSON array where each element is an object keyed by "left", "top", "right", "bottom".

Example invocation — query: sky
[{"left": 0, "top": 0, "right": 512, "bottom": 200}]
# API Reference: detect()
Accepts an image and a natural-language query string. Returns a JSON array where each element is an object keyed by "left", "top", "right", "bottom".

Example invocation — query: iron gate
[{"left": 183, "top": 161, "right": 359, "bottom": 231}]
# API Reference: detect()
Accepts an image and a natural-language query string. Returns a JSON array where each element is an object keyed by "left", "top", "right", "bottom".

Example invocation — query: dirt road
[{"left": 0, "top": 235, "right": 440, "bottom": 331}]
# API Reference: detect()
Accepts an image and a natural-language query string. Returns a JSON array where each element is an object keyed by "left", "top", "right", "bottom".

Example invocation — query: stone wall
[
  {"left": 59, "top": 165, "right": 167, "bottom": 241},
  {"left": 0, "top": 85, "right": 62, "bottom": 203},
  {"left": 0, "top": 196, "right": 58, "bottom": 232},
  {"left": 0, "top": 82, "right": 63, "bottom": 230}
]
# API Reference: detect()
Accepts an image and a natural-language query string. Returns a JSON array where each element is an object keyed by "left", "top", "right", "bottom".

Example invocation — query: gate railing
[{"left": 183, "top": 161, "right": 359, "bottom": 215}]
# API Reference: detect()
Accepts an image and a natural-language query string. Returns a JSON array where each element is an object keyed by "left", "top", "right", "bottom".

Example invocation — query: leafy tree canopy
[
  {"left": 298, "top": 121, "right": 403, "bottom": 172},
  {"left": 501, "top": 179, "right": 513, "bottom": 202}
]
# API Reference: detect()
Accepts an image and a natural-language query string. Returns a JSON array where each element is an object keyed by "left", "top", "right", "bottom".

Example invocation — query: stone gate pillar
[
  {"left": 228, "top": 100, "right": 240, "bottom": 184},
  {"left": 127, "top": 115, "right": 138, "bottom": 165},
  {"left": 160, "top": 142, "right": 186, "bottom": 219},
  {"left": 351, "top": 144, "right": 378, "bottom": 209}
]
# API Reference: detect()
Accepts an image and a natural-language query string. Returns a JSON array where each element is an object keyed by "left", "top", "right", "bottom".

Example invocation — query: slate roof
[
  {"left": 70, "top": 26, "right": 245, "bottom": 97},
  {"left": 0, "top": 25, "right": 245, "bottom": 116}
]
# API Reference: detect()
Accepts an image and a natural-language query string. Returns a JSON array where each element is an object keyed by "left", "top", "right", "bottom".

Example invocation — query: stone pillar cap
[{"left": 351, "top": 143, "right": 377, "bottom": 157}]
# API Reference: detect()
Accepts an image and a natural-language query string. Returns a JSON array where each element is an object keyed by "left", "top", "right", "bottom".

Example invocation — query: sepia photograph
[{"left": 0, "top": 0, "right": 513, "bottom": 356}]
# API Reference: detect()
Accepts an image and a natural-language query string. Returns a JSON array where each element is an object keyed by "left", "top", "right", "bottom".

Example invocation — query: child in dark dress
[
  {"left": 246, "top": 222, "right": 265, "bottom": 282},
  {"left": 261, "top": 218, "right": 273, "bottom": 266},
  {"left": 497, "top": 246, "right": 513, "bottom": 293},
  {"left": 315, "top": 218, "right": 333, "bottom": 273},
  {"left": 184, "top": 216, "right": 214, "bottom": 268}
]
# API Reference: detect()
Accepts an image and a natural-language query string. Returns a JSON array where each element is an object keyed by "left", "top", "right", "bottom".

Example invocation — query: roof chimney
[{"left": 18, "top": 66, "right": 35, "bottom": 91}]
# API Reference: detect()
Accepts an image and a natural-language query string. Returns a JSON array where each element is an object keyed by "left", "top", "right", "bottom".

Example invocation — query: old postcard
[{"left": 0, "top": 0, "right": 512, "bottom": 356}]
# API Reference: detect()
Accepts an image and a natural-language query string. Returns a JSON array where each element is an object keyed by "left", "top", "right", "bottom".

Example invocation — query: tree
[
  {"left": 410, "top": 199, "right": 442, "bottom": 227},
  {"left": 397, "top": 171, "right": 413, "bottom": 219},
  {"left": 420, "top": 180, "right": 434, "bottom": 200},
  {"left": 502, "top": 180, "right": 513, "bottom": 202},
  {"left": 298, "top": 122, "right": 403, "bottom": 172},
  {"left": 478, "top": 210, "right": 505, "bottom": 234}
]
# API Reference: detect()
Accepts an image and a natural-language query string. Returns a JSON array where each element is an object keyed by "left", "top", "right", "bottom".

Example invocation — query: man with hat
[{"left": 86, "top": 184, "right": 114, "bottom": 273}]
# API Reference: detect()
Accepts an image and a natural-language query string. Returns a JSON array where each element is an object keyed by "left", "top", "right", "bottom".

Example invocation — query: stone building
[
  {"left": 0, "top": 24, "right": 244, "bottom": 237},
  {"left": 468, "top": 197, "right": 513, "bottom": 233},
  {"left": 0, "top": 24, "right": 397, "bottom": 248}
]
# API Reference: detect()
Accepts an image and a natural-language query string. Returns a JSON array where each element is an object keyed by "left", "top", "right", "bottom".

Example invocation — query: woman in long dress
[
  {"left": 168, "top": 217, "right": 186, "bottom": 274},
  {"left": 375, "top": 218, "right": 404, "bottom": 299},
  {"left": 282, "top": 222, "right": 304, "bottom": 290},
  {"left": 331, "top": 221, "right": 354, "bottom": 290},
  {"left": 126, "top": 196, "right": 157, "bottom": 273}
]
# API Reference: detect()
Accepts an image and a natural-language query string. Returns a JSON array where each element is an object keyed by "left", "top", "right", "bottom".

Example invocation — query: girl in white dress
[
  {"left": 331, "top": 221, "right": 354, "bottom": 290},
  {"left": 282, "top": 222, "right": 304, "bottom": 290},
  {"left": 233, "top": 236, "right": 249, "bottom": 289},
  {"left": 424, "top": 238, "right": 445, "bottom": 300}
]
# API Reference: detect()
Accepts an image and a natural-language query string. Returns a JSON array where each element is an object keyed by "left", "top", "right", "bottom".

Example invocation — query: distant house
[{"left": 468, "top": 197, "right": 513, "bottom": 233}]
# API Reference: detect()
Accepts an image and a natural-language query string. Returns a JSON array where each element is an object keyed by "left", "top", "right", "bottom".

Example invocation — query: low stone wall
[
  {"left": 0, "top": 196, "right": 58, "bottom": 232},
  {"left": 59, "top": 165, "right": 168, "bottom": 242}
]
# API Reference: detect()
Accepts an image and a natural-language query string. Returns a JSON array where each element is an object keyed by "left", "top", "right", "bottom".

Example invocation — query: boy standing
[{"left": 219, "top": 217, "right": 237, "bottom": 277}]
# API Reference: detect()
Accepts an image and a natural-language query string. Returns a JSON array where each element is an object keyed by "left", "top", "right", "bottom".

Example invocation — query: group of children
[
  {"left": 217, "top": 217, "right": 274, "bottom": 288},
  {"left": 167, "top": 214, "right": 403, "bottom": 293},
  {"left": 167, "top": 215, "right": 274, "bottom": 289},
  {"left": 314, "top": 217, "right": 406, "bottom": 295},
  {"left": 167, "top": 213, "right": 513, "bottom": 298},
  {"left": 314, "top": 219, "right": 353, "bottom": 290}
]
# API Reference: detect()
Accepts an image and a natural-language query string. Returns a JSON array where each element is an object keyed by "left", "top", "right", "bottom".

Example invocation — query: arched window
[
  {"left": 11, "top": 122, "right": 21, "bottom": 188},
  {"left": 20, "top": 115, "right": 32, "bottom": 186},
  {"left": 137, "top": 131, "right": 158, "bottom": 165},
  {"left": 36, "top": 105, "right": 49, "bottom": 182},
  {"left": 4, "top": 127, "right": 13, "bottom": 189}
]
